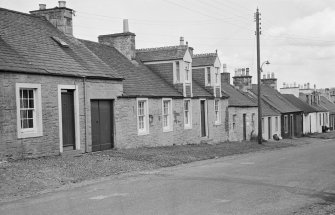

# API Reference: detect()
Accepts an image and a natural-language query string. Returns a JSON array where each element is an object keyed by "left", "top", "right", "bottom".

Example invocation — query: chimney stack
[
  {"left": 246, "top": 68, "right": 250, "bottom": 76},
  {"left": 30, "top": 1, "right": 73, "bottom": 36},
  {"left": 39, "top": 4, "right": 46, "bottom": 10},
  {"left": 180, "top": 37, "right": 184, "bottom": 45},
  {"left": 232, "top": 67, "right": 252, "bottom": 91},
  {"left": 123, "top": 19, "right": 129, "bottom": 33},
  {"left": 59, "top": 1, "right": 66, "bottom": 7},
  {"left": 98, "top": 20, "right": 136, "bottom": 61}
]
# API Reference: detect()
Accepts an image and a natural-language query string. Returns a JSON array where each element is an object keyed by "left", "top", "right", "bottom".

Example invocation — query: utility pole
[{"left": 255, "top": 8, "right": 262, "bottom": 144}]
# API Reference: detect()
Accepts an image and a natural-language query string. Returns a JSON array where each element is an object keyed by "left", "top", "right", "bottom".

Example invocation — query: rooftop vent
[{"left": 51, "top": 36, "right": 69, "bottom": 48}]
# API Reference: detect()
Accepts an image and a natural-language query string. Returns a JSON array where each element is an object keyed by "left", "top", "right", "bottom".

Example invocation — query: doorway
[
  {"left": 91, "top": 100, "right": 114, "bottom": 152},
  {"left": 200, "top": 100, "right": 207, "bottom": 137}
]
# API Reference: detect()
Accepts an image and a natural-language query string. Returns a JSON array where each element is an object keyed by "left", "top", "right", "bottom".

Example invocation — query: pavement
[{"left": 1, "top": 138, "right": 335, "bottom": 215}]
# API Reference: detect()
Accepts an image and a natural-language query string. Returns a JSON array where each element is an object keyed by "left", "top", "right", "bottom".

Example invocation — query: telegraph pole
[{"left": 255, "top": 8, "right": 262, "bottom": 144}]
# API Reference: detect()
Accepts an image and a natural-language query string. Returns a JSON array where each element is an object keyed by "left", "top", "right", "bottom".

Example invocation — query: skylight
[{"left": 51, "top": 36, "right": 69, "bottom": 48}]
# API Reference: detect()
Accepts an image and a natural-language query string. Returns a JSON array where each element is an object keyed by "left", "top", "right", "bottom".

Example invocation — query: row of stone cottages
[{"left": 0, "top": 3, "right": 334, "bottom": 159}]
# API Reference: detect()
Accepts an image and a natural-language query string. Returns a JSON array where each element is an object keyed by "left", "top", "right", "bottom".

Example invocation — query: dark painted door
[
  {"left": 268, "top": 117, "right": 271, "bottom": 140},
  {"left": 243, "top": 114, "right": 246, "bottom": 140},
  {"left": 61, "top": 90, "right": 75, "bottom": 149},
  {"left": 91, "top": 100, "right": 114, "bottom": 152},
  {"left": 290, "top": 115, "right": 294, "bottom": 137},
  {"left": 200, "top": 100, "right": 206, "bottom": 137}
]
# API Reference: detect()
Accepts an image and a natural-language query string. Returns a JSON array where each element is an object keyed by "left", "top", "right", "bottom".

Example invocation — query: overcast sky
[{"left": 2, "top": 0, "right": 335, "bottom": 88}]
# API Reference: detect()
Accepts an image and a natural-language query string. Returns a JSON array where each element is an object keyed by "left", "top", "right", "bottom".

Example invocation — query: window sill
[
  {"left": 163, "top": 127, "right": 173, "bottom": 133},
  {"left": 18, "top": 131, "right": 43, "bottom": 139},
  {"left": 138, "top": 131, "right": 149, "bottom": 136},
  {"left": 214, "top": 122, "right": 221, "bottom": 126},
  {"left": 184, "top": 125, "right": 192, "bottom": 130}
]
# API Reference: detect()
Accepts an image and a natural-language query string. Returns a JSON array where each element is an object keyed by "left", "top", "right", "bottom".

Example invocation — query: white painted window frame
[
  {"left": 58, "top": 85, "right": 80, "bottom": 153},
  {"left": 184, "top": 61, "right": 191, "bottom": 83},
  {"left": 184, "top": 99, "right": 192, "bottom": 129},
  {"left": 174, "top": 61, "right": 181, "bottom": 83},
  {"left": 16, "top": 83, "right": 43, "bottom": 139},
  {"left": 137, "top": 98, "right": 149, "bottom": 135},
  {"left": 206, "top": 67, "right": 211, "bottom": 86},
  {"left": 162, "top": 98, "right": 173, "bottom": 132},
  {"left": 214, "top": 99, "right": 221, "bottom": 125},
  {"left": 199, "top": 99, "right": 208, "bottom": 137}
]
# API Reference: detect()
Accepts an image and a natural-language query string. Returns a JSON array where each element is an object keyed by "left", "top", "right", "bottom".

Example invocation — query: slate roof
[
  {"left": 136, "top": 46, "right": 188, "bottom": 62},
  {"left": 245, "top": 92, "right": 280, "bottom": 116},
  {"left": 298, "top": 93, "right": 328, "bottom": 112},
  {"left": 282, "top": 94, "right": 318, "bottom": 114},
  {"left": 221, "top": 84, "right": 257, "bottom": 107},
  {"left": 320, "top": 96, "right": 335, "bottom": 114},
  {"left": 0, "top": 8, "right": 122, "bottom": 80},
  {"left": 192, "top": 81, "right": 214, "bottom": 98},
  {"left": 80, "top": 40, "right": 183, "bottom": 97},
  {"left": 251, "top": 84, "right": 302, "bottom": 113},
  {"left": 192, "top": 53, "right": 217, "bottom": 67}
]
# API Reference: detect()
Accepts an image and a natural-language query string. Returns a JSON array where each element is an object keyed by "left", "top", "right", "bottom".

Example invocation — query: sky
[{"left": 1, "top": 0, "right": 335, "bottom": 88}]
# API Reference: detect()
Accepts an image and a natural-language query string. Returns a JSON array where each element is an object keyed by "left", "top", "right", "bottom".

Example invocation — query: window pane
[
  {"left": 29, "top": 99, "right": 34, "bottom": 108},
  {"left": 28, "top": 110, "right": 33, "bottom": 118},
  {"left": 21, "top": 110, "right": 27, "bottom": 119},
  {"left": 28, "top": 119, "right": 34, "bottom": 128},
  {"left": 22, "top": 99, "right": 28, "bottom": 108},
  {"left": 28, "top": 90, "right": 34, "bottom": 99},
  {"left": 23, "top": 119, "right": 28, "bottom": 128},
  {"left": 22, "top": 90, "right": 28, "bottom": 99}
]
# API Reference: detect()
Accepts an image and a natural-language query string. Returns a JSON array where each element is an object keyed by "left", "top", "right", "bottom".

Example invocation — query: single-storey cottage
[{"left": 0, "top": 5, "right": 124, "bottom": 158}]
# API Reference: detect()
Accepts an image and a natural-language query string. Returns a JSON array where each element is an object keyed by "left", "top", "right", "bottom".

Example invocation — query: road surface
[{"left": 1, "top": 139, "right": 335, "bottom": 215}]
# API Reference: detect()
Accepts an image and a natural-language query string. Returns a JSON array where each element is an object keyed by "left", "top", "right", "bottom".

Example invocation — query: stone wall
[
  {"left": 114, "top": 98, "right": 229, "bottom": 148},
  {"left": 0, "top": 72, "right": 122, "bottom": 159},
  {"left": 228, "top": 107, "right": 258, "bottom": 141}
]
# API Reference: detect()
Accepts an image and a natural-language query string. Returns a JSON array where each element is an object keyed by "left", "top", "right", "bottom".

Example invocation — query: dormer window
[
  {"left": 175, "top": 61, "right": 180, "bottom": 83},
  {"left": 215, "top": 67, "right": 220, "bottom": 85},
  {"left": 206, "top": 67, "right": 211, "bottom": 85},
  {"left": 185, "top": 62, "right": 190, "bottom": 83}
]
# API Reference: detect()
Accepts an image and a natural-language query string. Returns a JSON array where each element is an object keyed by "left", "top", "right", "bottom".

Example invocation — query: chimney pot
[
  {"left": 58, "top": 1, "right": 66, "bottom": 7},
  {"left": 271, "top": 72, "right": 275, "bottom": 78},
  {"left": 180, "top": 37, "right": 184, "bottom": 45},
  {"left": 263, "top": 74, "right": 266, "bottom": 79},
  {"left": 267, "top": 73, "right": 270, "bottom": 79},
  {"left": 123, "top": 19, "right": 129, "bottom": 33},
  {"left": 39, "top": 4, "right": 46, "bottom": 10}
]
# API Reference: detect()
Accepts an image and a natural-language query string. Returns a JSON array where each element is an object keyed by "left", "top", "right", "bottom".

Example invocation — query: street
[{"left": 1, "top": 139, "right": 335, "bottom": 215}]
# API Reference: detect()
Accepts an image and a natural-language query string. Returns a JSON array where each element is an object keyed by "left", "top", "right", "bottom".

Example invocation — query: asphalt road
[{"left": 1, "top": 139, "right": 335, "bottom": 215}]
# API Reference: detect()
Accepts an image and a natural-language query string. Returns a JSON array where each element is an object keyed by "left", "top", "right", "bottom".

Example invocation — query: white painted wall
[
  {"left": 279, "top": 87, "right": 300, "bottom": 97},
  {"left": 262, "top": 116, "right": 281, "bottom": 140}
]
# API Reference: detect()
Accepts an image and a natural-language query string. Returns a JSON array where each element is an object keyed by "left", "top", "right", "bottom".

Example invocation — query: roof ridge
[
  {"left": 136, "top": 45, "right": 188, "bottom": 52},
  {"left": 193, "top": 53, "right": 217, "bottom": 57},
  {"left": 0, "top": 7, "right": 37, "bottom": 18}
]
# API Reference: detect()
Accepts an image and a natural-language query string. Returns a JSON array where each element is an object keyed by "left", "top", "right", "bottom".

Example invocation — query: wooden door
[
  {"left": 268, "top": 117, "right": 272, "bottom": 139},
  {"left": 91, "top": 100, "right": 114, "bottom": 152},
  {"left": 61, "top": 90, "right": 75, "bottom": 149},
  {"left": 290, "top": 115, "right": 294, "bottom": 137},
  {"left": 200, "top": 100, "right": 206, "bottom": 137},
  {"left": 243, "top": 114, "right": 246, "bottom": 140}
]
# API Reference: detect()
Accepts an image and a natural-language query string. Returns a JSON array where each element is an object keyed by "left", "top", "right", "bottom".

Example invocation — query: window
[
  {"left": 251, "top": 113, "right": 255, "bottom": 129},
  {"left": 262, "top": 118, "right": 264, "bottom": 133},
  {"left": 233, "top": 114, "right": 237, "bottom": 130},
  {"left": 275, "top": 116, "right": 278, "bottom": 132},
  {"left": 214, "top": 100, "right": 220, "bottom": 124},
  {"left": 207, "top": 67, "right": 211, "bottom": 85},
  {"left": 175, "top": 61, "right": 180, "bottom": 83},
  {"left": 284, "top": 115, "right": 288, "bottom": 133},
  {"left": 215, "top": 67, "right": 220, "bottom": 85},
  {"left": 162, "top": 99, "right": 172, "bottom": 132},
  {"left": 185, "top": 62, "right": 190, "bottom": 82},
  {"left": 184, "top": 99, "right": 192, "bottom": 128},
  {"left": 16, "top": 83, "right": 43, "bottom": 138},
  {"left": 137, "top": 98, "right": 149, "bottom": 135}
]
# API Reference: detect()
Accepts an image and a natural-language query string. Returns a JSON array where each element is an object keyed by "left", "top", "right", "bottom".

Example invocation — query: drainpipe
[{"left": 83, "top": 77, "right": 88, "bottom": 153}]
